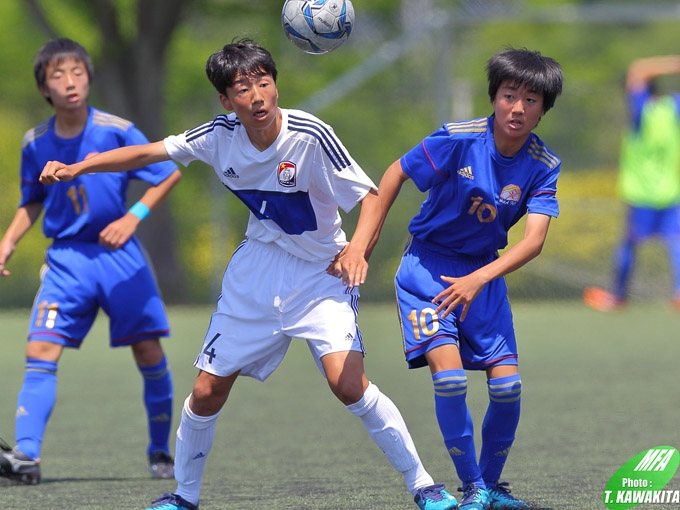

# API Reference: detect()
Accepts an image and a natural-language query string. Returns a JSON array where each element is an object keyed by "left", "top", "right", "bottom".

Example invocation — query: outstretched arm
[
  {"left": 626, "top": 55, "right": 680, "bottom": 93},
  {"left": 40, "top": 141, "right": 171, "bottom": 183},
  {"left": 434, "top": 212, "right": 552, "bottom": 321}
]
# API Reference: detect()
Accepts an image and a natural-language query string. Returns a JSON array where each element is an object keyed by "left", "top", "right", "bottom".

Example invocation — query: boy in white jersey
[{"left": 40, "top": 39, "right": 457, "bottom": 510}]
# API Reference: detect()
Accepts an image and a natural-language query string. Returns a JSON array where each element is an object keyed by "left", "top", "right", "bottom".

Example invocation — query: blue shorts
[
  {"left": 626, "top": 204, "right": 680, "bottom": 241},
  {"left": 395, "top": 236, "right": 517, "bottom": 370},
  {"left": 28, "top": 238, "right": 170, "bottom": 348}
]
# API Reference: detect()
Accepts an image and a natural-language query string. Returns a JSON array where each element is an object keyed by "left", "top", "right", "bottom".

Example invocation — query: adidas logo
[
  {"left": 448, "top": 446, "right": 465, "bottom": 456},
  {"left": 457, "top": 166, "right": 474, "bottom": 180},
  {"left": 151, "top": 413, "right": 171, "bottom": 422},
  {"left": 222, "top": 167, "right": 239, "bottom": 179},
  {"left": 345, "top": 333, "right": 354, "bottom": 342},
  {"left": 16, "top": 406, "right": 28, "bottom": 418},
  {"left": 192, "top": 452, "right": 206, "bottom": 460}
]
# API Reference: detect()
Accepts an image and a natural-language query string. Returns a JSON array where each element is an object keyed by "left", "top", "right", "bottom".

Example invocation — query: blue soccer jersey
[
  {"left": 396, "top": 115, "right": 561, "bottom": 370},
  {"left": 20, "top": 107, "right": 177, "bottom": 242},
  {"left": 400, "top": 115, "right": 561, "bottom": 257},
  {"left": 19, "top": 107, "right": 175, "bottom": 346}
]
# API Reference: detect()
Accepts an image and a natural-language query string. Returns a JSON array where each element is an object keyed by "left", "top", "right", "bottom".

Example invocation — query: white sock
[
  {"left": 174, "top": 395, "right": 221, "bottom": 506},
  {"left": 346, "top": 382, "right": 434, "bottom": 495}
]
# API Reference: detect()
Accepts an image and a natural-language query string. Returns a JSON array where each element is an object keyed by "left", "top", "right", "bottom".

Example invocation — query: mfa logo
[
  {"left": 278, "top": 161, "right": 296, "bottom": 187},
  {"left": 603, "top": 446, "right": 680, "bottom": 508}
]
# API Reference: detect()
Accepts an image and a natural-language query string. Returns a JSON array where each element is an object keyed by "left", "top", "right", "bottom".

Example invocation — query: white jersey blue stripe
[{"left": 164, "top": 108, "right": 376, "bottom": 263}]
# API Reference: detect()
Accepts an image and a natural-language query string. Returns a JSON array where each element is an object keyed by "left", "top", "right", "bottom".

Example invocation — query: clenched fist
[{"left": 40, "top": 161, "right": 77, "bottom": 184}]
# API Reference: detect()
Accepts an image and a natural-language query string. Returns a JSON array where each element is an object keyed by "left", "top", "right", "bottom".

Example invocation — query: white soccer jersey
[{"left": 164, "top": 108, "right": 376, "bottom": 262}]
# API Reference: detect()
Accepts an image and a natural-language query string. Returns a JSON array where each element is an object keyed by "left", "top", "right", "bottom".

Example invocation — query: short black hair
[
  {"left": 205, "top": 38, "right": 278, "bottom": 95},
  {"left": 486, "top": 48, "right": 563, "bottom": 113},
  {"left": 34, "top": 38, "right": 94, "bottom": 104}
]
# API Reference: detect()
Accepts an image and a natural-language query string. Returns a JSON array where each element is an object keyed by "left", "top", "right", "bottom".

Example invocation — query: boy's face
[
  {"left": 492, "top": 80, "right": 545, "bottom": 146},
  {"left": 220, "top": 70, "right": 279, "bottom": 135},
  {"left": 39, "top": 56, "right": 90, "bottom": 111}
]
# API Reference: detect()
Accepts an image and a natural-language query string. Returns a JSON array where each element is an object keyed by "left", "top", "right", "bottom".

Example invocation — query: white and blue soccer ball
[{"left": 282, "top": 0, "right": 355, "bottom": 55}]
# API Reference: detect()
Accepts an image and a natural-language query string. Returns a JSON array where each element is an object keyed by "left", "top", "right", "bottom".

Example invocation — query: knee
[
  {"left": 26, "top": 341, "right": 63, "bottom": 362},
  {"left": 329, "top": 377, "right": 366, "bottom": 406},
  {"left": 131, "top": 339, "right": 164, "bottom": 366},
  {"left": 189, "top": 372, "right": 237, "bottom": 416}
]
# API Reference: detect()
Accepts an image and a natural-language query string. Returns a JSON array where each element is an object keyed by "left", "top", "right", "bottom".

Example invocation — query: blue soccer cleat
[
  {"left": 487, "top": 482, "right": 529, "bottom": 509},
  {"left": 146, "top": 493, "right": 199, "bottom": 510},
  {"left": 458, "top": 483, "right": 490, "bottom": 510},
  {"left": 414, "top": 483, "right": 459, "bottom": 509}
]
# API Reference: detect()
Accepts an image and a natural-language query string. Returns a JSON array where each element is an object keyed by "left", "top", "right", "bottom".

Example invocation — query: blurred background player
[
  {"left": 0, "top": 38, "right": 181, "bottom": 484},
  {"left": 39, "top": 39, "right": 458, "bottom": 510},
  {"left": 583, "top": 56, "right": 680, "bottom": 312},
  {"left": 372, "top": 48, "right": 564, "bottom": 510}
]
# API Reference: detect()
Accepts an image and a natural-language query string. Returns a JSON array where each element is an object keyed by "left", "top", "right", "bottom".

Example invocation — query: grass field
[{"left": 1, "top": 301, "right": 679, "bottom": 510}]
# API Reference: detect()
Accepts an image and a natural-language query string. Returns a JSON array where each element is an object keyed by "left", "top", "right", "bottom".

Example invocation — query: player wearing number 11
[
  {"left": 373, "top": 48, "right": 563, "bottom": 509},
  {"left": 0, "top": 38, "right": 180, "bottom": 484}
]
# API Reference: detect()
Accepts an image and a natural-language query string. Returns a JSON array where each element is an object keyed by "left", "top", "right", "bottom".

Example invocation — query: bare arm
[
  {"left": 98, "top": 168, "right": 182, "bottom": 249},
  {"left": 327, "top": 159, "right": 410, "bottom": 286},
  {"left": 40, "top": 140, "right": 171, "bottom": 183},
  {"left": 434, "top": 213, "right": 552, "bottom": 320},
  {"left": 0, "top": 202, "right": 44, "bottom": 276},
  {"left": 626, "top": 55, "right": 680, "bottom": 93},
  {"left": 328, "top": 187, "right": 381, "bottom": 288},
  {"left": 367, "top": 158, "right": 411, "bottom": 258}
]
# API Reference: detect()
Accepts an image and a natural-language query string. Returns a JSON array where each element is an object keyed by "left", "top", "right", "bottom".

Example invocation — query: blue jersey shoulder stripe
[
  {"left": 288, "top": 114, "right": 351, "bottom": 171},
  {"left": 22, "top": 121, "right": 50, "bottom": 149},
  {"left": 92, "top": 110, "right": 132, "bottom": 130},
  {"left": 186, "top": 114, "right": 238, "bottom": 143},
  {"left": 446, "top": 117, "right": 488, "bottom": 135},
  {"left": 527, "top": 138, "right": 559, "bottom": 169}
]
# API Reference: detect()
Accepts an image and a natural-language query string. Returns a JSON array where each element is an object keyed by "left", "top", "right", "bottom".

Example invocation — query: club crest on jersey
[
  {"left": 500, "top": 184, "right": 522, "bottom": 205},
  {"left": 278, "top": 161, "right": 296, "bottom": 187}
]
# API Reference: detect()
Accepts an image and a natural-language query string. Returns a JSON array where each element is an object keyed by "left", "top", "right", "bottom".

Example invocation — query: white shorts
[{"left": 194, "top": 238, "right": 365, "bottom": 381}]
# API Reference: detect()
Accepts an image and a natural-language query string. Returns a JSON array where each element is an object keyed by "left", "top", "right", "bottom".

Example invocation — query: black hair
[
  {"left": 34, "top": 38, "right": 94, "bottom": 104},
  {"left": 205, "top": 38, "right": 278, "bottom": 95},
  {"left": 486, "top": 48, "right": 563, "bottom": 113}
]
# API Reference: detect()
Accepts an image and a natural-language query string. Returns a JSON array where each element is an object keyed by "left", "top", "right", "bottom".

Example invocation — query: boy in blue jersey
[
  {"left": 39, "top": 39, "right": 457, "bottom": 510},
  {"left": 371, "top": 49, "right": 564, "bottom": 510},
  {"left": 0, "top": 38, "right": 181, "bottom": 484}
]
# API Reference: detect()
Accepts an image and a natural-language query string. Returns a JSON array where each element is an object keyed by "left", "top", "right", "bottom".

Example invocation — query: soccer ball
[{"left": 282, "top": 0, "right": 355, "bottom": 55}]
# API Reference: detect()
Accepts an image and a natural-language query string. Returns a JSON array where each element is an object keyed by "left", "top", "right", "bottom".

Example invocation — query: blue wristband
[{"left": 128, "top": 201, "right": 150, "bottom": 220}]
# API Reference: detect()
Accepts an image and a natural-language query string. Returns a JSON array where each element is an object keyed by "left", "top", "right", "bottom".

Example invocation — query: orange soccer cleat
[{"left": 583, "top": 287, "right": 626, "bottom": 312}]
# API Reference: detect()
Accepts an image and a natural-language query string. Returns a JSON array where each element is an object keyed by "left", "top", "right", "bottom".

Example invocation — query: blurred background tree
[{"left": 2, "top": 0, "right": 680, "bottom": 308}]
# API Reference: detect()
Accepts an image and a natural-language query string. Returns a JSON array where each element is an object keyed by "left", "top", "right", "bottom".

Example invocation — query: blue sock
[
  {"left": 433, "top": 369, "right": 484, "bottom": 488},
  {"left": 138, "top": 357, "right": 173, "bottom": 456},
  {"left": 612, "top": 240, "right": 635, "bottom": 299},
  {"left": 15, "top": 358, "right": 58, "bottom": 460},
  {"left": 479, "top": 373, "right": 522, "bottom": 485}
]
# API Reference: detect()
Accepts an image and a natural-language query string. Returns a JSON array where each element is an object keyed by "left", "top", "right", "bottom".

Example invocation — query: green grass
[{"left": 1, "top": 302, "right": 679, "bottom": 509}]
